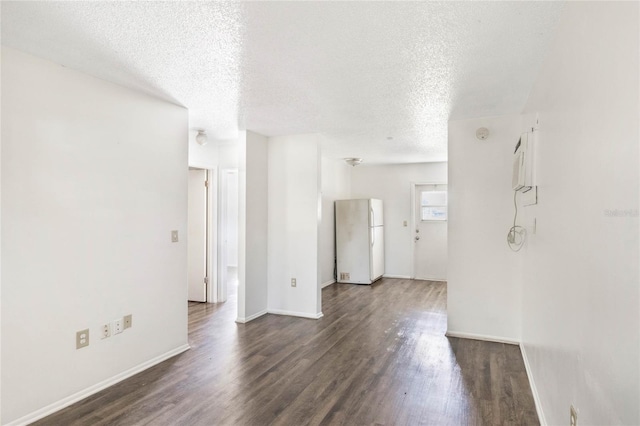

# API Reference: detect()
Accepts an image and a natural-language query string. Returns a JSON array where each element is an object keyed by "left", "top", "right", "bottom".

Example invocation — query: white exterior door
[
  {"left": 413, "top": 184, "right": 447, "bottom": 281},
  {"left": 188, "top": 168, "right": 207, "bottom": 302}
]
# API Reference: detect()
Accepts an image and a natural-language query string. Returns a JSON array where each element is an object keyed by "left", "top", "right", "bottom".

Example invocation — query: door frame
[
  {"left": 188, "top": 163, "right": 218, "bottom": 303},
  {"left": 409, "top": 181, "right": 448, "bottom": 280}
]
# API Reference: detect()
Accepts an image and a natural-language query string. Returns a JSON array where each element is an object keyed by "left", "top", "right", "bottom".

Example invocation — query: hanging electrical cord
[{"left": 507, "top": 190, "right": 527, "bottom": 251}]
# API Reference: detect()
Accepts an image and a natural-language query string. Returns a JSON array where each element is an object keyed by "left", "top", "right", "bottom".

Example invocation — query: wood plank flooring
[{"left": 34, "top": 279, "right": 539, "bottom": 425}]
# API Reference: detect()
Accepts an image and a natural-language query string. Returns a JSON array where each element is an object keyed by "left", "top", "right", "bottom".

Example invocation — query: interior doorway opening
[{"left": 219, "top": 169, "right": 239, "bottom": 302}]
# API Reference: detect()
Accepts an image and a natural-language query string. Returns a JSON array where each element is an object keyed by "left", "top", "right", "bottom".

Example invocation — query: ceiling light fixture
[
  {"left": 195, "top": 130, "right": 208, "bottom": 146},
  {"left": 344, "top": 158, "right": 363, "bottom": 167}
]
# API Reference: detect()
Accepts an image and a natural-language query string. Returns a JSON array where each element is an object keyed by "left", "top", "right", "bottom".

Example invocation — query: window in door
[{"left": 420, "top": 185, "right": 447, "bottom": 221}]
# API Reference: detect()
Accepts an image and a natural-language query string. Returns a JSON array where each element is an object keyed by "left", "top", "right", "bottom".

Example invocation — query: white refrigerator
[{"left": 335, "top": 199, "right": 384, "bottom": 284}]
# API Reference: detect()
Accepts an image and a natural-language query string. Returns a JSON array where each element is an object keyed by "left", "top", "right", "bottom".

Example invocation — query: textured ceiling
[{"left": 1, "top": 1, "right": 564, "bottom": 164}]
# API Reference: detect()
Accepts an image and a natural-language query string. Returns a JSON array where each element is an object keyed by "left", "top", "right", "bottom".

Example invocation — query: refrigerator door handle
[
  {"left": 371, "top": 227, "right": 375, "bottom": 247},
  {"left": 370, "top": 207, "right": 374, "bottom": 227}
]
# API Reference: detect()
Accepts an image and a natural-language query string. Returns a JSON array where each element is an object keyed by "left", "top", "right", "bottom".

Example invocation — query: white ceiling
[{"left": 1, "top": 1, "right": 564, "bottom": 164}]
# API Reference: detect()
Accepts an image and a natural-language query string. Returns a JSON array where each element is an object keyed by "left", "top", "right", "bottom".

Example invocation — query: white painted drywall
[
  {"left": 267, "top": 134, "right": 322, "bottom": 318},
  {"left": 350, "top": 163, "right": 447, "bottom": 278},
  {"left": 319, "top": 157, "right": 351, "bottom": 286},
  {"left": 0, "top": 16, "right": 3, "bottom": 424},
  {"left": 218, "top": 143, "right": 239, "bottom": 170},
  {"left": 447, "top": 114, "right": 523, "bottom": 342},
  {"left": 225, "top": 171, "right": 239, "bottom": 267},
  {"left": 1, "top": 47, "right": 188, "bottom": 423},
  {"left": 237, "top": 131, "right": 268, "bottom": 321},
  {"left": 520, "top": 2, "right": 639, "bottom": 425}
]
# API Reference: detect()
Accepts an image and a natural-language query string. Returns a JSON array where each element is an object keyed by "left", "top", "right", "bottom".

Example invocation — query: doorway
[
  {"left": 188, "top": 167, "right": 213, "bottom": 302},
  {"left": 219, "top": 169, "right": 239, "bottom": 301},
  {"left": 412, "top": 183, "right": 448, "bottom": 281}
]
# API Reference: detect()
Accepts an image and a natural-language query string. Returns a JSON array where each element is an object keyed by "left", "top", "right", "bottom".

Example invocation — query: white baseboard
[
  {"left": 445, "top": 330, "right": 520, "bottom": 345},
  {"left": 268, "top": 309, "right": 324, "bottom": 320},
  {"left": 520, "top": 343, "right": 547, "bottom": 425},
  {"left": 382, "top": 274, "right": 411, "bottom": 279},
  {"left": 5, "top": 344, "right": 191, "bottom": 426},
  {"left": 321, "top": 279, "right": 336, "bottom": 288},
  {"left": 414, "top": 277, "right": 447, "bottom": 282},
  {"left": 235, "top": 309, "right": 268, "bottom": 323}
]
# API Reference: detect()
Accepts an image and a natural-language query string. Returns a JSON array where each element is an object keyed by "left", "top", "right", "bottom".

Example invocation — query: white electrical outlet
[
  {"left": 291, "top": 278, "right": 297, "bottom": 287},
  {"left": 123, "top": 314, "right": 132, "bottom": 329},
  {"left": 101, "top": 323, "right": 111, "bottom": 339},
  {"left": 113, "top": 319, "right": 123, "bottom": 335},
  {"left": 76, "top": 329, "right": 90, "bottom": 349}
]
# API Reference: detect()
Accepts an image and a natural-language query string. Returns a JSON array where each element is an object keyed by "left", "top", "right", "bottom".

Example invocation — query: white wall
[
  {"left": 225, "top": 171, "right": 239, "bottom": 267},
  {"left": 267, "top": 134, "right": 322, "bottom": 318},
  {"left": 0, "top": 15, "right": 3, "bottom": 424},
  {"left": 1, "top": 48, "right": 189, "bottom": 424},
  {"left": 237, "top": 131, "right": 269, "bottom": 322},
  {"left": 350, "top": 163, "right": 447, "bottom": 278},
  {"left": 218, "top": 143, "right": 239, "bottom": 170},
  {"left": 447, "top": 115, "right": 523, "bottom": 342},
  {"left": 520, "top": 3, "right": 639, "bottom": 425},
  {"left": 319, "top": 157, "right": 351, "bottom": 286}
]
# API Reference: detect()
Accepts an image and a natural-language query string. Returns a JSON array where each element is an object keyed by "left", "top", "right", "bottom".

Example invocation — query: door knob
[{"left": 415, "top": 236, "right": 420, "bottom": 241}]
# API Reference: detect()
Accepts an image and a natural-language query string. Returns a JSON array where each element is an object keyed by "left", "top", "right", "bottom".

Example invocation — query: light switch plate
[{"left": 171, "top": 230, "right": 179, "bottom": 242}]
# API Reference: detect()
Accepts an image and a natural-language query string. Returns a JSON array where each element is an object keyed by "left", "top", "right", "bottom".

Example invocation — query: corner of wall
[
  {"left": 267, "top": 134, "right": 322, "bottom": 318},
  {"left": 447, "top": 114, "right": 524, "bottom": 342}
]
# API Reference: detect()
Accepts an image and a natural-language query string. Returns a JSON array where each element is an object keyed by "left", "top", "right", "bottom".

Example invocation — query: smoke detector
[{"left": 476, "top": 127, "right": 490, "bottom": 140}]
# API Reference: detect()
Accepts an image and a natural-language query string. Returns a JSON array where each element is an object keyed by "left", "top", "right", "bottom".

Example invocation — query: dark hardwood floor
[{"left": 34, "top": 279, "right": 539, "bottom": 425}]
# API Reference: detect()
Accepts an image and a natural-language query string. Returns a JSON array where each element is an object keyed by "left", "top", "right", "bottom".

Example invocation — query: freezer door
[
  {"left": 370, "top": 226, "right": 385, "bottom": 281},
  {"left": 369, "top": 199, "right": 384, "bottom": 227}
]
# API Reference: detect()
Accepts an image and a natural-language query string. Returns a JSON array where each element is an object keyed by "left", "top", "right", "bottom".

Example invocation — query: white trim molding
[
  {"left": 235, "top": 309, "right": 268, "bottom": 324},
  {"left": 445, "top": 330, "right": 520, "bottom": 346},
  {"left": 414, "top": 277, "right": 447, "bottom": 282},
  {"left": 321, "top": 279, "right": 336, "bottom": 288},
  {"left": 382, "top": 274, "right": 411, "bottom": 279},
  {"left": 5, "top": 344, "right": 190, "bottom": 426},
  {"left": 520, "top": 343, "right": 547, "bottom": 425},
  {"left": 268, "top": 309, "right": 324, "bottom": 320}
]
